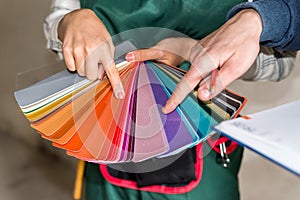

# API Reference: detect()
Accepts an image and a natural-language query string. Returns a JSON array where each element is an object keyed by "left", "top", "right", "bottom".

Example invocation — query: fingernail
[
  {"left": 125, "top": 52, "right": 135, "bottom": 62},
  {"left": 117, "top": 91, "right": 125, "bottom": 99},
  {"left": 99, "top": 73, "right": 104, "bottom": 80},
  {"left": 114, "top": 82, "right": 125, "bottom": 99},
  {"left": 200, "top": 89, "right": 210, "bottom": 99},
  {"left": 210, "top": 87, "right": 215, "bottom": 96},
  {"left": 162, "top": 100, "right": 175, "bottom": 114},
  {"left": 162, "top": 106, "right": 168, "bottom": 114}
]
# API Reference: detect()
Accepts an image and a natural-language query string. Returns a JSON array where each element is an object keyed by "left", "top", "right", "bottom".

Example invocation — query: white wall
[{"left": 0, "top": 0, "right": 56, "bottom": 145}]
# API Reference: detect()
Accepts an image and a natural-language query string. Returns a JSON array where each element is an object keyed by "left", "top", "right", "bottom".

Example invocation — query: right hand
[
  {"left": 58, "top": 9, "right": 125, "bottom": 99},
  {"left": 161, "top": 9, "right": 262, "bottom": 114},
  {"left": 126, "top": 9, "right": 262, "bottom": 114}
]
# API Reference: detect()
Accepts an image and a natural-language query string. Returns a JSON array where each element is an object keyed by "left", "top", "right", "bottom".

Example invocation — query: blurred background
[{"left": 1, "top": 0, "right": 299, "bottom": 199}]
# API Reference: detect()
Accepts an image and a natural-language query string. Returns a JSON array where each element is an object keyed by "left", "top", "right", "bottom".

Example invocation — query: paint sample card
[{"left": 14, "top": 61, "right": 247, "bottom": 163}]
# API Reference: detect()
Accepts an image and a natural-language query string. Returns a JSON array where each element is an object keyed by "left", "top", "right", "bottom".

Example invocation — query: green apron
[
  {"left": 80, "top": 0, "right": 246, "bottom": 48},
  {"left": 85, "top": 143, "right": 243, "bottom": 200},
  {"left": 81, "top": 0, "right": 245, "bottom": 39},
  {"left": 80, "top": 0, "right": 246, "bottom": 199}
]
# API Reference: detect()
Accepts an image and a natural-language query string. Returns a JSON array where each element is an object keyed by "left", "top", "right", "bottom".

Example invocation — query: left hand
[{"left": 125, "top": 37, "right": 197, "bottom": 66}]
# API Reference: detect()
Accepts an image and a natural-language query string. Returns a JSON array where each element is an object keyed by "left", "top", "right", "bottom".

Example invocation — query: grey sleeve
[{"left": 241, "top": 46, "right": 296, "bottom": 82}]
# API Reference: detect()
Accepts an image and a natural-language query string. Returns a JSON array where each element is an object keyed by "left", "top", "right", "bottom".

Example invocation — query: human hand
[
  {"left": 125, "top": 37, "right": 197, "bottom": 66},
  {"left": 58, "top": 9, "right": 125, "bottom": 99},
  {"left": 163, "top": 9, "right": 262, "bottom": 113},
  {"left": 128, "top": 9, "right": 262, "bottom": 114}
]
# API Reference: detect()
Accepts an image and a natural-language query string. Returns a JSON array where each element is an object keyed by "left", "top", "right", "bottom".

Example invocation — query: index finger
[
  {"left": 162, "top": 47, "right": 216, "bottom": 114},
  {"left": 105, "top": 62, "right": 125, "bottom": 99},
  {"left": 98, "top": 41, "right": 125, "bottom": 99},
  {"left": 162, "top": 67, "right": 203, "bottom": 114}
]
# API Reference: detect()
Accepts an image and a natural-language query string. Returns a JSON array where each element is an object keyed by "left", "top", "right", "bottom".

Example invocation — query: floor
[{"left": 1, "top": 0, "right": 300, "bottom": 199}]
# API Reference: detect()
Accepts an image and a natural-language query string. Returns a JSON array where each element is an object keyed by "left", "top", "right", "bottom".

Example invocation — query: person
[
  {"left": 43, "top": 0, "right": 297, "bottom": 200},
  {"left": 126, "top": 0, "right": 300, "bottom": 114}
]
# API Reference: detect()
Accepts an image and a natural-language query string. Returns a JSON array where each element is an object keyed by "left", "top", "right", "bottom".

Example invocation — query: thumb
[
  {"left": 125, "top": 48, "right": 165, "bottom": 62},
  {"left": 197, "top": 54, "right": 252, "bottom": 101},
  {"left": 197, "top": 71, "right": 223, "bottom": 101}
]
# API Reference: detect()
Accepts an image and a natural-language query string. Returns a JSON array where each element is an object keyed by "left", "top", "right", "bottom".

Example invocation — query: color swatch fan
[{"left": 14, "top": 60, "right": 246, "bottom": 163}]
